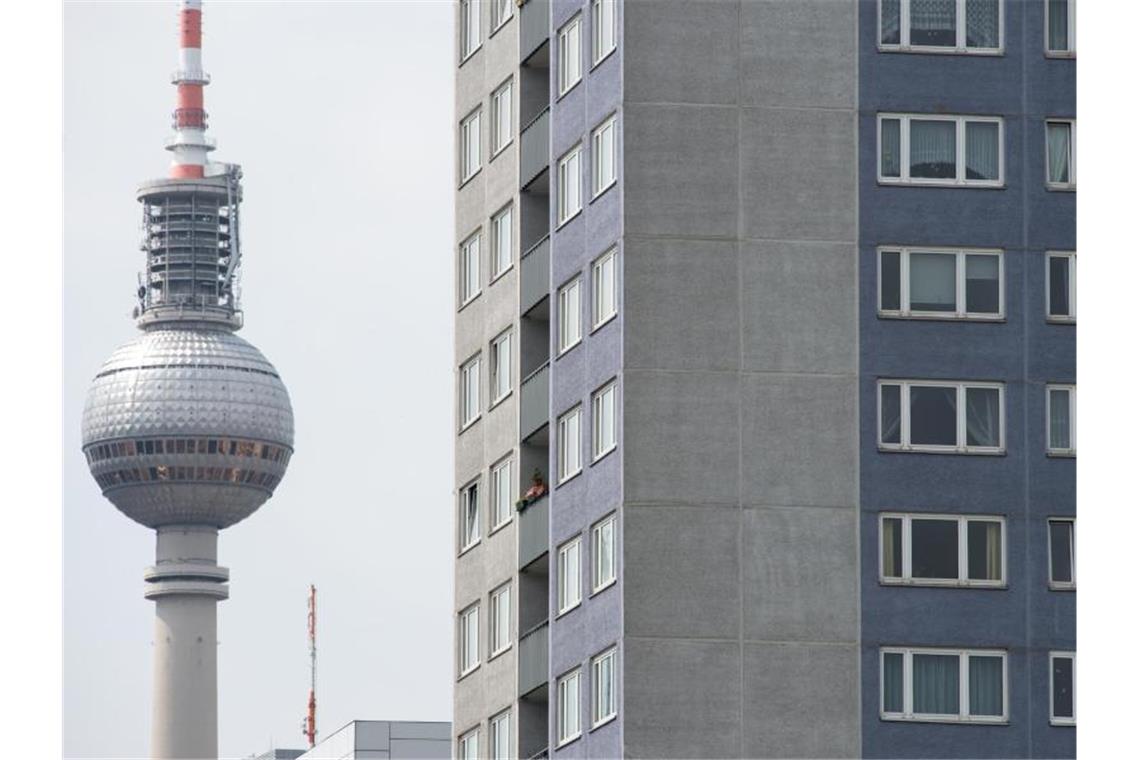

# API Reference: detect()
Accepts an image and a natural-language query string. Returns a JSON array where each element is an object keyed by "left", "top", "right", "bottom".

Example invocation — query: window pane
[
  {"left": 880, "top": 251, "right": 901, "bottom": 311},
  {"left": 910, "top": 385, "right": 957, "bottom": 446},
  {"left": 1050, "top": 521, "right": 1073, "bottom": 584},
  {"left": 881, "top": 384, "right": 902, "bottom": 445},
  {"left": 910, "top": 0, "right": 957, "bottom": 47},
  {"left": 1048, "top": 0, "right": 1070, "bottom": 52},
  {"left": 1052, "top": 656, "right": 1074, "bottom": 719},
  {"left": 881, "top": 0, "right": 901, "bottom": 45},
  {"left": 882, "top": 517, "right": 903, "bottom": 578},
  {"left": 910, "top": 120, "right": 957, "bottom": 179},
  {"left": 911, "top": 518, "right": 958, "bottom": 579},
  {"left": 965, "top": 386, "right": 1001, "bottom": 448},
  {"left": 909, "top": 252, "right": 956, "bottom": 312},
  {"left": 913, "top": 653, "right": 960, "bottom": 714},
  {"left": 1049, "top": 389, "right": 1072, "bottom": 450},
  {"left": 965, "top": 121, "right": 1000, "bottom": 181},
  {"left": 968, "top": 655, "right": 1004, "bottom": 716},
  {"left": 965, "top": 0, "right": 1000, "bottom": 49},
  {"left": 1047, "top": 123, "right": 1072, "bottom": 184},
  {"left": 965, "top": 254, "right": 1000, "bottom": 314},
  {"left": 881, "top": 119, "right": 901, "bottom": 177},
  {"left": 883, "top": 652, "right": 904, "bottom": 713},
  {"left": 967, "top": 520, "right": 1002, "bottom": 581},
  {"left": 1049, "top": 256, "right": 1071, "bottom": 317}
]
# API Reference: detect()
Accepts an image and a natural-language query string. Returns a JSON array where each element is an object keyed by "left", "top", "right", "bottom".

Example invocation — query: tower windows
[
  {"left": 1047, "top": 252, "right": 1076, "bottom": 321},
  {"left": 591, "top": 647, "right": 618, "bottom": 727},
  {"left": 491, "top": 204, "right": 512, "bottom": 280},
  {"left": 458, "top": 603, "right": 480, "bottom": 677},
  {"left": 592, "top": 247, "right": 618, "bottom": 329},
  {"left": 881, "top": 647, "right": 1008, "bottom": 723},
  {"left": 460, "top": 232, "right": 481, "bottom": 306},
  {"left": 880, "top": 513, "right": 1005, "bottom": 587},
  {"left": 1046, "top": 0, "right": 1075, "bottom": 55},
  {"left": 557, "top": 144, "right": 583, "bottom": 226},
  {"left": 879, "top": 380, "right": 1005, "bottom": 453},
  {"left": 879, "top": 0, "right": 1002, "bottom": 53},
  {"left": 558, "top": 15, "right": 583, "bottom": 96},
  {"left": 1047, "top": 384, "right": 1076, "bottom": 455},
  {"left": 878, "top": 114, "right": 1003, "bottom": 187},
  {"left": 491, "top": 0, "right": 512, "bottom": 33},
  {"left": 490, "top": 456, "right": 513, "bottom": 531},
  {"left": 592, "top": 381, "right": 617, "bottom": 461},
  {"left": 459, "top": 480, "right": 480, "bottom": 553},
  {"left": 557, "top": 405, "right": 583, "bottom": 483},
  {"left": 556, "top": 668, "right": 583, "bottom": 746},
  {"left": 878, "top": 247, "right": 1003, "bottom": 320},
  {"left": 592, "top": 513, "right": 617, "bottom": 593},
  {"left": 460, "top": 108, "right": 482, "bottom": 184},
  {"left": 490, "top": 710, "right": 511, "bottom": 759},
  {"left": 557, "top": 535, "right": 582, "bottom": 614},
  {"left": 558, "top": 277, "right": 582, "bottom": 354},
  {"left": 490, "top": 329, "right": 512, "bottom": 405},
  {"left": 1046, "top": 120, "right": 1076, "bottom": 189},
  {"left": 1048, "top": 518, "right": 1076, "bottom": 589},
  {"left": 489, "top": 582, "right": 511, "bottom": 657},
  {"left": 491, "top": 80, "right": 512, "bottom": 157},
  {"left": 592, "top": 116, "right": 617, "bottom": 198},
  {"left": 592, "top": 0, "right": 617, "bottom": 65},
  {"left": 460, "top": 354, "right": 481, "bottom": 429},
  {"left": 1050, "top": 652, "right": 1076, "bottom": 725},
  {"left": 459, "top": 0, "right": 481, "bottom": 62}
]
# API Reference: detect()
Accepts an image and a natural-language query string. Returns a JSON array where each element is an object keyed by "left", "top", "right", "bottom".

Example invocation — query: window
[
  {"left": 490, "top": 456, "right": 513, "bottom": 530},
  {"left": 557, "top": 536, "right": 582, "bottom": 614},
  {"left": 460, "top": 354, "right": 481, "bottom": 429},
  {"left": 592, "top": 248, "right": 618, "bottom": 328},
  {"left": 1050, "top": 652, "right": 1076, "bottom": 725},
  {"left": 1045, "top": 0, "right": 1075, "bottom": 55},
  {"left": 880, "top": 513, "right": 1005, "bottom": 587},
  {"left": 592, "top": 514, "right": 616, "bottom": 593},
  {"left": 460, "top": 108, "right": 481, "bottom": 183},
  {"left": 459, "top": 0, "right": 481, "bottom": 61},
  {"left": 592, "top": 116, "right": 617, "bottom": 197},
  {"left": 1046, "top": 120, "right": 1076, "bottom": 188},
  {"left": 490, "top": 710, "right": 511, "bottom": 759},
  {"left": 459, "top": 480, "right": 480, "bottom": 552},
  {"left": 558, "top": 277, "right": 582, "bottom": 353},
  {"left": 460, "top": 232, "right": 481, "bottom": 306},
  {"left": 557, "top": 406, "right": 582, "bottom": 483},
  {"left": 557, "top": 668, "right": 582, "bottom": 745},
  {"left": 489, "top": 582, "right": 511, "bottom": 657},
  {"left": 881, "top": 647, "right": 1007, "bottom": 722},
  {"left": 879, "top": 114, "right": 1003, "bottom": 186},
  {"left": 458, "top": 604, "right": 480, "bottom": 676},
  {"left": 1046, "top": 252, "right": 1076, "bottom": 321},
  {"left": 592, "top": 0, "right": 617, "bottom": 63},
  {"left": 491, "top": 0, "right": 512, "bottom": 32},
  {"left": 879, "top": 380, "right": 1004, "bottom": 453},
  {"left": 879, "top": 247, "right": 1003, "bottom": 319},
  {"left": 592, "top": 381, "right": 617, "bottom": 460},
  {"left": 557, "top": 144, "right": 583, "bottom": 225},
  {"left": 558, "top": 15, "right": 582, "bottom": 95},
  {"left": 490, "top": 330, "right": 512, "bottom": 405},
  {"left": 490, "top": 205, "right": 512, "bottom": 280},
  {"left": 1048, "top": 518, "right": 1075, "bottom": 589},
  {"left": 1047, "top": 384, "right": 1076, "bottom": 455},
  {"left": 491, "top": 80, "right": 512, "bottom": 156},
  {"left": 879, "top": 0, "right": 1002, "bottom": 52},
  {"left": 592, "top": 648, "right": 617, "bottom": 727}
]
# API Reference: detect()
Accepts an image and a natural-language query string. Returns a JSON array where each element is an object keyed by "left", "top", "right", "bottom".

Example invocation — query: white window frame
[
  {"left": 458, "top": 603, "right": 481, "bottom": 677},
  {"left": 880, "top": 647, "right": 1008, "bottom": 723},
  {"left": 489, "top": 455, "right": 513, "bottom": 531},
  {"left": 1045, "top": 119, "right": 1076, "bottom": 189},
  {"left": 459, "top": 231, "right": 481, "bottom": 306},
  {"left": 878, "top": 379, "right": 1006, "bottom": 454},
  {"left": 592, "top": 0, "right": 618, "bottom": 65},
  {"left": 558, "top": 14, "right": 583, "bottom": 96},
  {"left": 1044, "top": 0, "right": 1076, "bottom": 56},
  {"left": 1046, "top": 251, "right": 1076, "bottom": 322},
  {"left": 877, "top": 113, "right": 1005, "bottom": 187},
  {"left": 557, "top": 405, "right": 583, "bottom": 483},
  {"left": 592, "top": 247, "right": 618, "bottom": 329},
  {"left": 591, "top": 115, "right": 617, "bottom": 198},
  {"left": 878, "top": 0, "right": 1004, "bottom": 54},
  {"left": 459, "top": 354, "right": 481, "bottom": 430},
  {"left": 459, "top": 479, "right": 481, "bottom": 553},
  {"left": 1049, "top": 651, "right": 1076, "bottom": 726},
  {"left": 489, "top": 582, "right": 512, "bottom": 658},
  {"left": 557, "top": 144, "right": 583, "bottom": 226},
  {"left": 591, "top": 513, "right": 617, "bottom": 594},
  {"left": 557, "top": 535, "right": 582, "bottom": 615},
  {"left": 591, "top": 381, "right": 617, "bottom": 461},
  {"left": 459, "top": 0, "right": 482, "bottom": 62},
  {"left": 1046, "top": 384, "right": 1076, "bottom": 456},
  {"left": 490, "top": 203, "right": 513, "bottom": 281},
  {"left": 558, "top": 277, "right": 582, "bottom": 354},
  {"left": 878, "top": 246, "right": 1004, "bottom": 320},
  {"left": 490, "top": 709, "right": 511, "bottom": 760},
  {"left": 459, "top": 108, "right": 482, "bottom": 184},
  {"left": 491, "top": 79, "right": 512, "bottom": 157},
  {"left": 1048, "top": 518, "right": 1076, "bottom": 590},
  {"left": 489, "top": 329, "right": 512, "bottom": 406},
  {"left": 491, "top": 0, "right": 513, "bottom": 34},
  {"left": 556, "top": 668, "right": 582, "bottom": 746},
  {"left": 591, "top": 647, "right": 618, "bottom": 728},
  {"left": 879, "top": 512, "right": 1006, "bottom": 587}
]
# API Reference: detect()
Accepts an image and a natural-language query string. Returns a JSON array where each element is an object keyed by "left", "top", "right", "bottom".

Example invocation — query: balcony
[
  {"left": 518, "top": 495, "right": 548, "bottom": 570},
  {"left": 520, "top": 235, "right": 549, "bottom": 316},
  {"left": 519, "top": 0, "right": 550, "bottom": 65},
  {"left": 518, "top": 620, "right": 549, "bottom": 698},
  {"left": 520, "top": 362, "right": 549, "bottom": 442},
  {"left": 520, "top": 107, "right": 550, "bottom": 191}
]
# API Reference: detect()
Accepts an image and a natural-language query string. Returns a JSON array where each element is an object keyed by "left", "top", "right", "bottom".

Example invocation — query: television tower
[{"left": 81, "top": 2, "right": 294, "bottom": 757}]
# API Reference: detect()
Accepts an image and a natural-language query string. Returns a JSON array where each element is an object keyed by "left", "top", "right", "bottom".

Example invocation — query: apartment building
[{"left": 452, "top": 1, "right": 1075, "bottom": 758}]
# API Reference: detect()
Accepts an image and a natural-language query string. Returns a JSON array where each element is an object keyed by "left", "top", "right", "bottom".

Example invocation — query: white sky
[{"left": 63, "top": 2, "right": 455, "bottom": 757}]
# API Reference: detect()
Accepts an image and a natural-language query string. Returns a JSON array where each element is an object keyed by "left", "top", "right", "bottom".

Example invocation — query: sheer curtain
[
  {"left": 969, "top": 656, "right": 1004, "bottom": 716},
  {"left": 910, "top": 0, "right": 956, "bottom": 46},
  {"left": 1048, "top": 0, "right": 1070, "bottom": 51},
  {"left": 968, "top": 520, "right": 1002, "bottom": 581},
  {"left": 910, "top": 253, "right": 956, "bottom": 311},
  {"left": 882, "top": 518, "right": 902, "bottom": 577},
  {"left": 881, "top": 0, "right": 901, "bottom": 44},
  {"left": 881, "top": 119, "right": 901, "bottom": 177},
  {"left": 966, "top": 387, "right": 1001, "bottom": 447},
  {"left": 965, "top": 121, "right": 1000, "bottom": 180},
  {"left": 1050, "top": 389, "right": 1071, "bottom": 449},
  {"left": 883, "top": 653, "right": 904, "bottom": 712},
  {"left": 965, "top": 0, "right": 1000, "bottom": 48},
  {"left": 913, "top": 654, "right": 959, "bottom": 714},
  {"left": 910, "top": 120, "right": 956, "bottom": 178},
  {"left": 881, "top": 385, "right": 902, "bottom": 444},
  {"left": 1048, "top": 123, "right": 1072, "bottom": 183}
]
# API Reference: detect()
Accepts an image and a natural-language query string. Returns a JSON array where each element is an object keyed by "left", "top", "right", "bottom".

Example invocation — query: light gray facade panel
[
  {"left": 389, "top": 723, "right": 451, "bottom": 742},
  {"left": 387, "top": 739, "right": 450, "bottom": 759}
]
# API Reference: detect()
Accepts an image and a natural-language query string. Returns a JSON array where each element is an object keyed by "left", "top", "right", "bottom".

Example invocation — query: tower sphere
[{"left": 82, "top": 327, "right": 294, "bottom": 529}]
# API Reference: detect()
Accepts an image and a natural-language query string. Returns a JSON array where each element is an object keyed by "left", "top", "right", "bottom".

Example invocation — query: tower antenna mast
[{"left": 304, "top": 585, "right": 317, "bottom": 748}]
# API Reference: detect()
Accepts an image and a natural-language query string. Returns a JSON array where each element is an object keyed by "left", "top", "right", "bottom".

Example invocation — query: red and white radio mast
[
  {"left": 169, "top": 0, "right": 215, "bottom": 178},
  {"left": 303, "top": 585, "right": 318, "bottom": 748}
]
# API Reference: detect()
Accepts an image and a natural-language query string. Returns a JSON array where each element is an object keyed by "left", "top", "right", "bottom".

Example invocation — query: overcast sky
[{"left": 64, "top": 2, "right": 455, "bottom": 757}]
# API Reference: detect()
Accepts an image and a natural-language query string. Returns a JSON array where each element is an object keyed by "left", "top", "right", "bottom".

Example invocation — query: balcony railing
[
  {"left": 519, "top": 0, "right": 550, "bottom": 64},
  {"left": 518, "top": 620, "right": 549, "bottom": 697},
  {"left": 518, "top": 494, "right": 548, "bottom": 570},
  {"left": 519, "top": 362, "right": 549, "bottom": 442},
  {"left": 520, "top": 235, "right": 549, "bottom": 316},
  {"left": 520, "top": 107, "right": 549, "bottom": 190}
]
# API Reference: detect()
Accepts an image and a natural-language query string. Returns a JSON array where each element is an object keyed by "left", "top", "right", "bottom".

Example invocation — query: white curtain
[
  {"left": 881, "top": 0, "right": 901, "bottom": 44},
  {"left": 966, "top": 387, "right": 1001, "bottom": 447},
  {"left": 911, "top": 0, "right": 956, "bottom": 45},
  {"left": 1048, "top": 123, "right": 1072, "bottom": 184},
  {"left": 1048, "top": 0, "right": 1070, "bottom": 51},
  {"left": 966, "top": 121, "right": 999, "bottom": 180},
  {"left": 910, "top": 120, "right": 956, "bottom": 178},
  {"left": 1050, "top": 389, "right": 1071, "bottom": 449},
  {"left": 910, "top": 253, "right": 956, "bottom": 311},
  {"left": 913, "top": 654, "right": 959, "bottom": 714},
  {"left": 969, "top": 656, "right": 1004, "bottom": 716},
  {"left": 965, "top": 0, "right": 1000, "bottom": 48},
  {"left": 881, "top": 119, "right": 901, "bottom": 177}
]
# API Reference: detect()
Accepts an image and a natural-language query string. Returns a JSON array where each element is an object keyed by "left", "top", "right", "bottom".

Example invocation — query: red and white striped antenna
[{"left": 168, "top": 0, "right": 215, "bottom": 178}]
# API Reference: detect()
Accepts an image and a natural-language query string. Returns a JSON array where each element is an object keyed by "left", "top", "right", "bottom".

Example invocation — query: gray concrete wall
[{"left": 620, "top": 1, "right": 861, "bottom": 757}]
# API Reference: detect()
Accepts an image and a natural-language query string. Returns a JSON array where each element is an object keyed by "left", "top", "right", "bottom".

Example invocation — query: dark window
[
  {"left": 880, "top": 251, "right": 901, "bottom": 311},
  {"left": 881, "top": 384, "right": 902, "bottom": 444},
  {"left": 910, "top": 385, "right": 957, "bottom": 446},
  {"left": 965, "top": 254, "right": 1000, "bottom": 314},
  {"left": 909, "top": 0, "right": 956, "bottom": 47},
  {"left": 1049, "top": 520, "right": 1074, "bottom": 585},
  {"left": 1052, "top": 655, "right": 1074, "bottom": 720},
  {"left": 911, "top": 519, "right": 958, "bottom": 579},
  {"left": 881, "top": 0, "right": 901, "bottom": 45},
  {"left": 882, "top": 517, "right": 903, "bottom": 578},
  {"left": 1049, "top": 256, "right": 1071, "bottom": 317}
]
